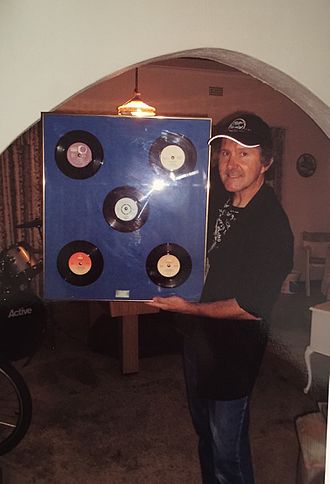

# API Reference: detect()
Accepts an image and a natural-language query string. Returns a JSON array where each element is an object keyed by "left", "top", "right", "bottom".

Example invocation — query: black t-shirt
[{"left": 186, "top": 182, "right": 294, "bottom": 400}]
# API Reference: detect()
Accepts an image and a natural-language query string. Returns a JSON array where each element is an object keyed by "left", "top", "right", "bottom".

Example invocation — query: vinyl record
[
  {"left": 103, "top": 186, "right": 149, "bottom": 232},
  {"left": 146, "top": 243, "right": 192, "bottom": 288},
  {"left": 57, "top": 240, "right": 104, "bottom": 286},
  {"left": 55, "top": 130, "right": 104, "bottom": 179},
  {"left": 149, "top": 131, "right": 197, "bottom": 176}
]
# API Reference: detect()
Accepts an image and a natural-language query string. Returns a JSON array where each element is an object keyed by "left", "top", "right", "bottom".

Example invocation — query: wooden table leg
[
  {"left": 121, "top": 314, "right": 139, "bottom": 374},
  {"left": 109, "top": 301, "right": 157, "bottom": 375},
  {"left": 304, "top": 345, "right": 313, "bottom": 394}
]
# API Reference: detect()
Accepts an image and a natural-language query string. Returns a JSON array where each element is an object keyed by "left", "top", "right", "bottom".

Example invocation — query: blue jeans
[{"left": 183, "top": 339, "right": 255, "bottom": 484}]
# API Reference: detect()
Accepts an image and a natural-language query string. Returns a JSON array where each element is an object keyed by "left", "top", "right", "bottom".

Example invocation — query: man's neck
[{"left": 232, "top": 179, "right": 265, "bottom": 208}]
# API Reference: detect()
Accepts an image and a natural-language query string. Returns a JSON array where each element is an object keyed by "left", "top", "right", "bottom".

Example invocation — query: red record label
[{"left": 68, "top": 252, "right": 92, "bottom": 275}]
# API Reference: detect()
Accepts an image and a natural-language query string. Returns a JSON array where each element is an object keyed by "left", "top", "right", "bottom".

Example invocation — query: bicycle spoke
[{"left": 0, "top": 361, "right": 32, "bottom": 454}]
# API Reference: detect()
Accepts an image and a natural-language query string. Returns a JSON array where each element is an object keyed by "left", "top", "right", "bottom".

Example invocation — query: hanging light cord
[{"left": 135, "top": 68, "right": 139, "bottom": 94}]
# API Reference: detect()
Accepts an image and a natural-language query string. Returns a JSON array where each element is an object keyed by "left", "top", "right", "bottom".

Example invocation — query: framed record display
[{"left": 43, "top": 113, "right": 211, "bottom": 301}]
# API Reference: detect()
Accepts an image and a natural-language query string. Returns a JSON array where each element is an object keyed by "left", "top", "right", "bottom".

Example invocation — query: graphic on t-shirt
[{"left": 209, "top": 199, "right": 241, "bottom": 252}]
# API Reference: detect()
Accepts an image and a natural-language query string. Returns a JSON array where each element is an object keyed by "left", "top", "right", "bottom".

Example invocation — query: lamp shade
[
  {"left": 117, "top": 68, "right": 156, "bottom": 117},
  {"left": 117, "top": 91, "right": 156, "bottom": 117}
]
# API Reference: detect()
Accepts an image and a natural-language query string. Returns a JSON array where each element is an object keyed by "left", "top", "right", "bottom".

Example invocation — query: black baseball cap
[{"left": 208, "top": 112, "right": 272, "bottom": 149}]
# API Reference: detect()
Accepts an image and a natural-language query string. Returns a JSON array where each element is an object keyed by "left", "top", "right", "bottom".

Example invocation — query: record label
[
  {"left": 157, "top": 254, "right": 180, "bottom": 278},
  {"left": 159, "top": 145, "right": 185, "bottom": 171},
  {"left": 68, "top": 252, "right": 92, "bottom": 275},
  {"left": 149, "top": 131, "right": 197, "bottom": 176},
  {"left": 57, "top": 241, "right": 103, "bottom": 286},
  {"left": 114, "top": 197, "right": 139, "bottom": 222},
  {"left": 55, "top": 130, "right": 103, "bottom": 179},
  {"left": 66, "top": 142, "right": 93, "bottom": 168},
  {"left": 146, "top": 243, "right": 192, "bottom": 288},
  {"left": 103, "top": 186, "right": 149, "bottom": 232}
]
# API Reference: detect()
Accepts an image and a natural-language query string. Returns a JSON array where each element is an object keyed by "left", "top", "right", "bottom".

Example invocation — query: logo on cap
[{"left": 228, "top": 118, "right": 246, "bottom": 132}]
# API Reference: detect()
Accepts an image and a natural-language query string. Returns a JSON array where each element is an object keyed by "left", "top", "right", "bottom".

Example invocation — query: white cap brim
[{"left": 208, "top": 134, "right": 260, "bottom": 149}]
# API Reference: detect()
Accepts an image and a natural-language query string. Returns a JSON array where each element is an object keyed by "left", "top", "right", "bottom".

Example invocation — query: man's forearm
[
  {"left": 147, "top": 296, "right": 259, "bottom": 320},
  {"left": 191, "top": 298, "right": 258, "bottom": 320}
]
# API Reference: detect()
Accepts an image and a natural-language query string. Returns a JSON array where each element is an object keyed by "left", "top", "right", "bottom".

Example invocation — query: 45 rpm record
[
  {"left": 55, "top": 130, "right": 104, "bottom": 179},
  {"left": 57, "top": 241, "right": 103, "bottom": 286},
  {"left": 149, "top": 131, "right": 197, "bottom": 176},
  {"left": 103, "top": 186, "right": 149, "bottom": 232},
  {"left": 146, "top": 243, "right": 192, "bottom": 288}
]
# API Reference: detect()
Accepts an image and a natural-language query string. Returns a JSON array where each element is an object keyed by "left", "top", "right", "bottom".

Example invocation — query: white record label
[
  {"left": 160, "top": 145, "right": 185, "bottom": 171},
  {"left": 157, "top": 254, "right": 180, "bottom": 278},
  {"left": 114, "top": 197, "right": 139, "bottom": 221}
]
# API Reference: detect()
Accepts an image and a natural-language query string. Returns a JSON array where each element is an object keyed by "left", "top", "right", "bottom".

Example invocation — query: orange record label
[{"left": 68, "top": 252, "right": 92, "bottom": 275}]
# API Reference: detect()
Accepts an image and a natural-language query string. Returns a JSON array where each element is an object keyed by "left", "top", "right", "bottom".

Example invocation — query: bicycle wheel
[{"left": 0, "top": 360, "right": 32, "bottom": 455}]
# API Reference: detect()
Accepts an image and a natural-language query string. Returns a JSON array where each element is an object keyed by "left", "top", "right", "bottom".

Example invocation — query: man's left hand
[{"left": 146, "top": 296, "right": 193, "bottom": 313}]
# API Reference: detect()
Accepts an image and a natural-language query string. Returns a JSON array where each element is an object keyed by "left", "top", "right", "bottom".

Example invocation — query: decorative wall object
[
  {"left": 296, "top": 153, "right": 317, "bottom": 177},
  {"left": 0, "top": 123, "right": 43, "bottom": 295}
]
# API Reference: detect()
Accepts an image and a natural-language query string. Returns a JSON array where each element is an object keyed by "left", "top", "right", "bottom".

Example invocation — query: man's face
[{"left": 218, "top": 138, "right": 270, "bottom": 206}]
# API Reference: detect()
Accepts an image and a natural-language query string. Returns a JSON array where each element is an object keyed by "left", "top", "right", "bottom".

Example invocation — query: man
[{"left": 147, "top": 112, "right": 293, "bottom": 484}]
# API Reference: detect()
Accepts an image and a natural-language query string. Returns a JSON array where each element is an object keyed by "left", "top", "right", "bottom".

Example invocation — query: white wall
[{"left": 0, "top": 0, "right": 329, "bottom": 154}]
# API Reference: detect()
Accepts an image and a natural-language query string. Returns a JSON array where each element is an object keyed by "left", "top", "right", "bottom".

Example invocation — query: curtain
[
  {"left": 264, "top": 127, "right": 285, "bottom": 200},
  {"left": 0, "top": 121, "right": 43, "bottom": 295}
]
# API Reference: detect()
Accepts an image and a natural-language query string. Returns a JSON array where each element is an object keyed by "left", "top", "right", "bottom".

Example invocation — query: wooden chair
[{"left": 302, "top": 232, "right": 330, "bottom": 296}]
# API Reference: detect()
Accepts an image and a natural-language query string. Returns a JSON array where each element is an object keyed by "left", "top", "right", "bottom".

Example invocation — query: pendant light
[{"left": 117, "top": 68, "right": 156, "bottom": 117}]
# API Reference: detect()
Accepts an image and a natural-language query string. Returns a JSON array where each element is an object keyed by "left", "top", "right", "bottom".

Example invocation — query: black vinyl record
[
  {"left": 146, "top": 242, "right": 192, "bottom": 288},
  {"left": 149, "top": 131, "right": 197, "bottom": 177},
  {"left": 55, "top": 130, "right": 103, "bottom": 179},
  {"left": 57, "top": 240, "right": 104, "bottom": 286},
  {"left": 103, "top": 186, "right": 149, "bottom": 232}
]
